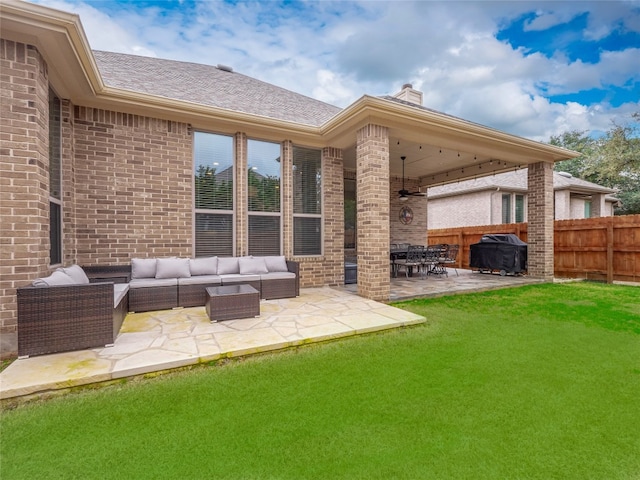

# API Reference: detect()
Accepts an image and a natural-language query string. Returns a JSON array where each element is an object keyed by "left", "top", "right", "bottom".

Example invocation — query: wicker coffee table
[{"left": 205, "top": 284, "right": 260, "bottom": 322}]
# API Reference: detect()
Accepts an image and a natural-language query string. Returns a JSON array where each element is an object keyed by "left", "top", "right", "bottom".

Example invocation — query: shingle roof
[
  {"left": 427, "top": 169, "right": 617, "bottom": 199},
  {"left": 93, "top": 51, "right": 342, "bottom": 127}
]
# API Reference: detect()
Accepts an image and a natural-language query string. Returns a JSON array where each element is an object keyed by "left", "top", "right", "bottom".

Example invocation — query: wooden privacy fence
[{"left": 427, "top": 214, "right": 639, "bottom": 283}]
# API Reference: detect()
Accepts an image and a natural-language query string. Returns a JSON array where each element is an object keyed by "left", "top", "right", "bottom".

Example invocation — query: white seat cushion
[
  {"left": 260, "top": 272, "right": 296, "bottom": 280},
  {"left": 219, "top": 274, "right": 260, "bottom": 283},
  {"left": 178, "top": 275, "right": 222, "bottom": 286},
  {"left": 129, "top": 278, "right": 177, "bottom": 288}
]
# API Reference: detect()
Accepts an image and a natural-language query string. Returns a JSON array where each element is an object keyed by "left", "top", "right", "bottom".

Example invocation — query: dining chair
[
  {"left": 394, "top": 245, "right": 425, "bottom": 278},
  {"left": 423, "top": 245, "right": 441, "bottom": 276},
  {"left": 439, "top": 244, "right": 460, "bottom": 276}
]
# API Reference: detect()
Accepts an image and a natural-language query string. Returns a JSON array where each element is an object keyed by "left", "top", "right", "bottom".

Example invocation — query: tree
[{"left": 549, "top": 113, "right": 640, "bottom": 215}]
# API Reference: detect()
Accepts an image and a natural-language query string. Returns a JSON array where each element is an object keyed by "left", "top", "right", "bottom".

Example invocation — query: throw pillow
[
  {"left": 262, "top": 256, "right": 288, "bottom": 273},
  {"left": 156, "top": 258, "right": 191, "bottom": 279},
  {"left": 217, "top": 257, "right": 239, "bottom": 275},
  {"left": 58, "top": 265, "right": 90, "bottom": 284},
  {"left": 32, "top": 270, "right": 76, "bottom": 287},
  {"left": 239, "top": 256, "right": 268, "bottom": 275},
  {"left": 131, "top": 258, "right": 157, "bottom": 279},
  {"left": 189, "top": 257, "right": 218, "bottom": 276}
]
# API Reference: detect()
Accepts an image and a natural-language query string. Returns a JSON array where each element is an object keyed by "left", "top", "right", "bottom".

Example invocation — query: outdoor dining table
[{"left": 390, "top": 245, "right": 448, "bottom": 277}]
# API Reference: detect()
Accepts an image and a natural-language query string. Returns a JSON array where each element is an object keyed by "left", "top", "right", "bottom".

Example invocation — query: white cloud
[{"left": 31, "top": 0, "right": 640, "bottom": 142}]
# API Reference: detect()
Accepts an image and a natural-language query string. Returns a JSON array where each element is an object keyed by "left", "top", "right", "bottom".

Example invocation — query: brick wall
[
  {"left": 390, "top": 176, "right": 427, "bottom": 245},
  {"left": 73, "top": 107, "right": 193, "bottom": 264},
  {"left": 0, "top": 41, "right": 51, "bottom": 358},
  {"left": 320, "top": 147, "right": 344, "bottom": 286}
]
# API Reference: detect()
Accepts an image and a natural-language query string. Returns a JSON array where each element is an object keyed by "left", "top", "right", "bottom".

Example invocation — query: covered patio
[
  {"left": 0, "top": 271, "right": 540, "bottom": 403},
  {"left": 330, "top": 85, "right": 579, "bottom": 302}
]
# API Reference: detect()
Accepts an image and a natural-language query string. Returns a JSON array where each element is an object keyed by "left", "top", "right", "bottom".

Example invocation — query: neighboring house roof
[
  {"left": 427, "top": 169, "right": 618, "bottom": 200},
  {"left": 93, "top": 51, "right": 342, "bottom": 127}
]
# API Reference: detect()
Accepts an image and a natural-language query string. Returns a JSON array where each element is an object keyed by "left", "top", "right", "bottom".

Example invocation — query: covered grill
[{"left": 470, "top": 234, "right": 528, "bottom": 275}]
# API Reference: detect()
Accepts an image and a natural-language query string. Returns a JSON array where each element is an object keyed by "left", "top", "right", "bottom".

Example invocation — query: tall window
[
  {"left": 293, "top": 147, "right": 322, "bottom": 255},
  {"left": 49, "top": 88, "right": 62, "bottom": 265},
  {"left": 194, "top": 132, "right": 234, "bottom": 256},
  {"left": 344, "top": 178, "right": 356, "bottom": 249},
  {"left": 501, "top": 193, "right": 511, "bottom": 224},
  {"left": 584, "top": 200, "right": 592, "bottom": 218},
  {"left": 248, "top": 139, "right": 281, "bottom": 256},
  {"left": 515, "top": 194, "right": 525, "bottom": 223}
]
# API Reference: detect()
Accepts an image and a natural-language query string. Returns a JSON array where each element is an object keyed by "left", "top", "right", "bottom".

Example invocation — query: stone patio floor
[{"left": 0, "top": 269, "right": 542, "bottom": 403}]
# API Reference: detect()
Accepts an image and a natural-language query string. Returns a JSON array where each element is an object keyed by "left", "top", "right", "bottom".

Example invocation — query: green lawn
[{"left": 1, "top": 282, "right": 639, "bottom": 479}]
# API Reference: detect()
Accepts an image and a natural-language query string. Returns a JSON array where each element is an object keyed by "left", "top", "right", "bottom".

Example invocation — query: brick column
[
  {"left": 235, "top": 132, "right": 248, "bottom": 256},
  {"left": 356, "top": 124, "right": 390, "bottom": 301},
  {"left": 0, "top": 41, "right": 50, "bottom": 358},
  {"left": 322, "top": 147, "right": 344, "bottom": 285},
  {"left": 527, "top": 162, "right": 554, "bottom": 280}
]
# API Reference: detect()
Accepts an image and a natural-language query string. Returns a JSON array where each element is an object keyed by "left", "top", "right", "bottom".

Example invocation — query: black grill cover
[{"left": 470, "top": 234, "right": 528, "bottom": 273}]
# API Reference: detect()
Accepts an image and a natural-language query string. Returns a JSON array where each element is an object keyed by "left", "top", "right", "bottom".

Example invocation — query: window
[
  {"left": 49, "top": 88, "right": 62, "bottom": 265},
  {"left": 501, "top": 193, "right": 511, "bottom": 224},
  {"left": 515, "top": 194, "right": 525, "bottom": 223},
  {"left": 194, "top": 132, "right": 234, "bottom": 256},
  {"left": 248, "top": 139, "right": 281, "bottom": 256},
  {"left": 344, "top": 178, "right": 356, "bottom": 249},
  {"left": 584, "top": 200, "right": 592, "bottom": 218},
  {"left": 293, "top": 147, "right": 322, "bottom": 255}
]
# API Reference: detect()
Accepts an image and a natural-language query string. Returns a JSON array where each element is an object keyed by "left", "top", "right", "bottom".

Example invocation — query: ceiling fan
[{"left": 398, "top": 156, "right": 425, "bottom": 202}]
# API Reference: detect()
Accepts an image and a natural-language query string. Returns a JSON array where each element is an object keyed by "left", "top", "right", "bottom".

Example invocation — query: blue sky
[{"left": 34, "top": 0, "right": 640, "bottom": 141}]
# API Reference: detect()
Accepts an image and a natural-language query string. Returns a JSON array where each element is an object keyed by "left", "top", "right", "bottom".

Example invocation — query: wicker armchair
[{"left": 16, "top": 282, "right": 116, "bottom": 357}]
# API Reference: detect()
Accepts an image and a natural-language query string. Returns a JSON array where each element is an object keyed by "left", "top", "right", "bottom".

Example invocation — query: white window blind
[
  {"left": 248, "top": 140, "right": 281, "bottom": 255},
  {"left": 293, "top": 147, "right": 322, "bottom": 255},
  {"left": 194, "top": 132, "right": 234, "bottom": 256},
  {"left": 515, "top": 194, "right": 525, "bottom": 223},
  {"left": 502, "top": 193, "right": 512, "bottom": 224}
]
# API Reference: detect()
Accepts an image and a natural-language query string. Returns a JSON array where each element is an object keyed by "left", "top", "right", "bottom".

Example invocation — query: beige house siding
[
  {"left": 555, "top": 190, "right": 571, "bottom": 220},
  {"left": 427, "top": 191, "right": 492, "bottom": 229},
  {"left": 430, "top": 188, "right": 614, "bottom": 229}
]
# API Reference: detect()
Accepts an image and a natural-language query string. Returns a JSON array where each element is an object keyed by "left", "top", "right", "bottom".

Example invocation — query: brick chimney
[{"left": 393, "top": 83, "right": 423, "bottom": 106}]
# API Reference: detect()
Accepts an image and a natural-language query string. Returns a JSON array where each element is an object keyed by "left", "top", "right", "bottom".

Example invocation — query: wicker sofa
[
  {"left": 16, "top": 256, "right": 299, "bottom": 357},
  {"left": 16, "top": 266, "right": 128, "bottom": 357},
  {"left": 125, "top": 256, "right": 299, "bottom": 312}
]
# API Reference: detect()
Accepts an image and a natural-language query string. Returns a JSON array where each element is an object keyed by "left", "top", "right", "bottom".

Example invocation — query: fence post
[{"left": 607, "top": 218, "right": 614, "bottom": 284}]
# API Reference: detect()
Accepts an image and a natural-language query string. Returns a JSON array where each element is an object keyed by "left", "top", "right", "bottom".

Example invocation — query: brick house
[
  {"left": 427, "top": 170, "right": 618, "bottom": 229},
  {"left": 0, "top": 0, "right": 579, "bottom": 358}
]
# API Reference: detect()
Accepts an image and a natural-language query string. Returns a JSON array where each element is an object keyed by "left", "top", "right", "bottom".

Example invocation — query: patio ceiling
[{"left": 329, "top": 96, "right": 581, "bottom": 189}]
